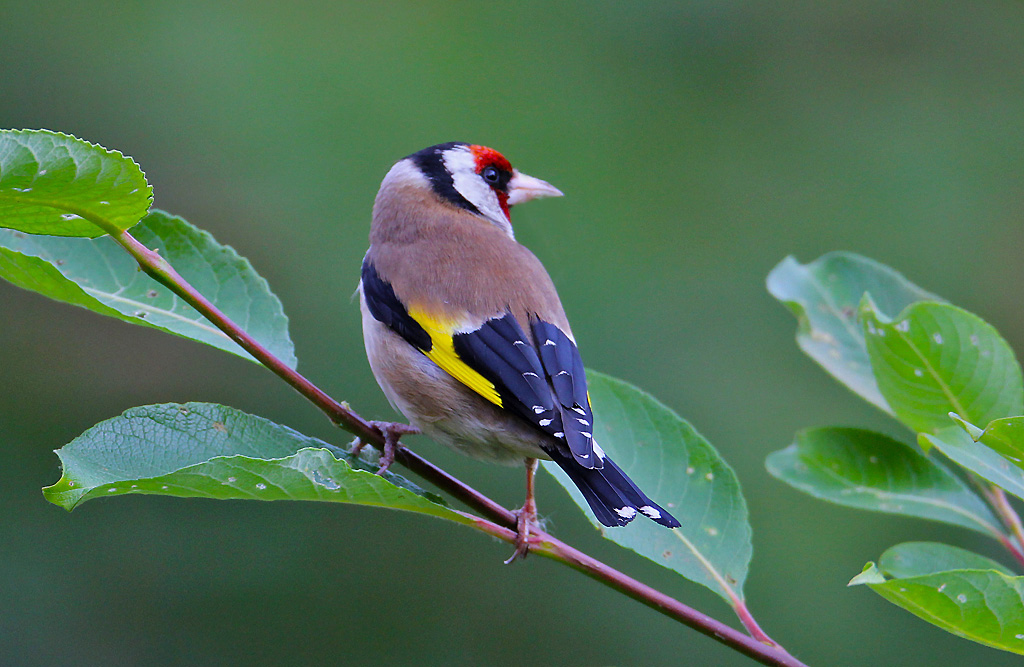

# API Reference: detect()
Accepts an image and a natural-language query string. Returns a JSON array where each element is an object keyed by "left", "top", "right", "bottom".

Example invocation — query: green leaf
[
  {"left": 850, "top": 544, "right": 1024, "bottom": 654},
  {"left": 877, "top": 542, "right": 1015, "bottom": 578},
  {"left": 970, "top": 416, "right": 1024, "bottom": 469},
  {"left": 543, "top": 371, "right": 751, "bottom": 603},
  {"left": 922, "top": 427, "right": 1024, "bottom": 502},
  {"left": 0, "top": 209, "right": 296, "bottom": 368},
  {"left": 766, "top": 427, "right": 1001, "bottom": 536},
  {"left": 0, "top": 129, "right": 152, "bottom": 237},
  {"left": 43, "top": 402, "right": 470, "bottom": 527},
  {"left": 861, "top": 300, "right": 1024, "bottom": 435},
  {"left": 767, "top": 252, "right": 939, "bottom": 413}
]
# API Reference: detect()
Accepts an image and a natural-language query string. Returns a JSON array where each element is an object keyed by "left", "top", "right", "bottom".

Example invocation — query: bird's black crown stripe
[
  {"left": 407, "top": 142, "right": 480, "bottom": 215},
  {"left": 361, "top": 259, "right": 432, "bottom": 351}
]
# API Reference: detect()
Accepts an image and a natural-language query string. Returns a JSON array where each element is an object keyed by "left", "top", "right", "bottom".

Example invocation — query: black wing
[
  {"left": 361, "top": 259, "right": 431, "bottom": 352},
  {"left": 452, "top": 313, "right": 598, "bottom": 468}
]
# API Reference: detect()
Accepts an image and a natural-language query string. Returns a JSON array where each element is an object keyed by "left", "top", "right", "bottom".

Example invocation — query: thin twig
[
  {"left": 105, "top": 227, "right": 804, "bottom": 667},
  {"left": 467, "top": 515, "right": 807, "bottom": 667}
]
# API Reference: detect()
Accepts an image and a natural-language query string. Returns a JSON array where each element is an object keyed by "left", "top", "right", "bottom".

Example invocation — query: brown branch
[
  {"left": 107, "top": 227, "right": 807, "bottom": 667},
  {"left": 468, "top": 516, "right": 807, "bottom": 667}
]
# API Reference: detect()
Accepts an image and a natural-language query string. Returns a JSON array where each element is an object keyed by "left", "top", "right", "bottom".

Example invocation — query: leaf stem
[
  {"left": 985, "top": 485, "right": 1024, "bottom": 569},
  {"left": 109, "top": 227, "right": 801, "bottom": 664}
]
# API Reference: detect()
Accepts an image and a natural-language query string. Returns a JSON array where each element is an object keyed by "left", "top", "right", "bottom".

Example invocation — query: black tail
[{"left": 547, "top": 447, "right": 680, "bottom": 529}]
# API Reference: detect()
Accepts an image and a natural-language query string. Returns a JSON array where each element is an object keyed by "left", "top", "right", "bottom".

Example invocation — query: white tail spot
[
  {"left": 614, "top": 506, "right": 637, "bottom": 519},
  {"left": 640, "top": 506, "right": 661, "bottom": 519}
]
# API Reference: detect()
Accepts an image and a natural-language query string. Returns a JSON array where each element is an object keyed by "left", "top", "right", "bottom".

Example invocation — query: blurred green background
[{"left": 3, "top": 2, "right": 1024, "bottom": 665}]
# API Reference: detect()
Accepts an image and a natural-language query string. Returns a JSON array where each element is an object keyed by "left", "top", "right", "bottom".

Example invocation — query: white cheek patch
[{"left": 443, "top": 148, "right": 513, "bottom": 237}]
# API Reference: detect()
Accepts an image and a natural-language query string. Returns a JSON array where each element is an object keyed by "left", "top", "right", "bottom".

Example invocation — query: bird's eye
[{"left": 481, "top": 166, "right": 500, "bottom": 185}]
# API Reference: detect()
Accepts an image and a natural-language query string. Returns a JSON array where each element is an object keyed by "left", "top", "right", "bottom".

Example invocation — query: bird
[{"left": 358, "top": 142, "right": 680, "bottom": 560}]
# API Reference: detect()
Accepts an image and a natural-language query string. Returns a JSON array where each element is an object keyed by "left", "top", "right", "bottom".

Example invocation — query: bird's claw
[
  {"left": 504, "top": 503, "right": 541, "bottom": 565},
  {"left": 355, "top": 420, "right": 418, "bottom": 475}
]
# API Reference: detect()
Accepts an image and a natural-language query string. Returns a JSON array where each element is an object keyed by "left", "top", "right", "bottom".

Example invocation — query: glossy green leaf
[
  {"left": 0, "top": 129, "right": 152, "bottom": 237},
  {"left": 0, "top": 209, "right": 296, "bottom": 368},
  {"left": 850, "top": 543, "right": 1024, "bottom": 654},
  {"left": 876, "top": 542, "right": 1014, "bottom": 579},
  {"left": 922, "top": 427, "right": 1024, "bottom": 502},
  {"left": 861, "top": 300, "right": 1023, "bottom": 435},
  {"left": 970, "top": 416, "right": 1024, "bottom": 469},
  {"left": 766, "top": 427, "right": 1000, "bottom": 536},
  {"left": 43, "top": 403, "right": 470, "bottom": 527},
  {"left": 543, "top": 371, "right": 750, "bottom": 603},
  {"left": 767, "top": 252, "right": 939, "bottom": 413}
]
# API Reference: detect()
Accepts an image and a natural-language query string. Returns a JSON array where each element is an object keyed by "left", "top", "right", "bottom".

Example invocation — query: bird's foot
[
  {"left": 350, "top": 421, "right": 419, "bottom": 475},
  {"left": 504, "top": 499, "right": 541, "bottom": 565}
]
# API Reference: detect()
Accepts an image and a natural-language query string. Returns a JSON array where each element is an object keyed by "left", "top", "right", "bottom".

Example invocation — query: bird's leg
[
  {"left": 350, "top": 421, "right": 419, "bottom": 475},
  {"left": 505, "top": 458, "right": 540, "bottom": 565}
]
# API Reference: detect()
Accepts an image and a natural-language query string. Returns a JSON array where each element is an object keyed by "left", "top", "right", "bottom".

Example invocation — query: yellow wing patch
[{"left": 407, "top": 306, "right": 503, "bottom": 407}]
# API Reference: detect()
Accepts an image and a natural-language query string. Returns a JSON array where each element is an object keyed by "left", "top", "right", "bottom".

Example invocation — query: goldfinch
[{"left": 359, "top": 142, "right": 679, "bottom": 558}]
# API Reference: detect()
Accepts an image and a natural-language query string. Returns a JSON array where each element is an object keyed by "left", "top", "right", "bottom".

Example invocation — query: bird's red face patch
[
  {"left": 468, "top": 145, "right": 513, "bottom": 219},
  {"left": 468, "top": 145, "right": 512, "bottom": 174}
]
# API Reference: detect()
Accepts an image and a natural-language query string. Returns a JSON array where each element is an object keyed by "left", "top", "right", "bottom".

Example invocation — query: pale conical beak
[{"left": 506, "top": 169, "right": 564, "bottom": 206}]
